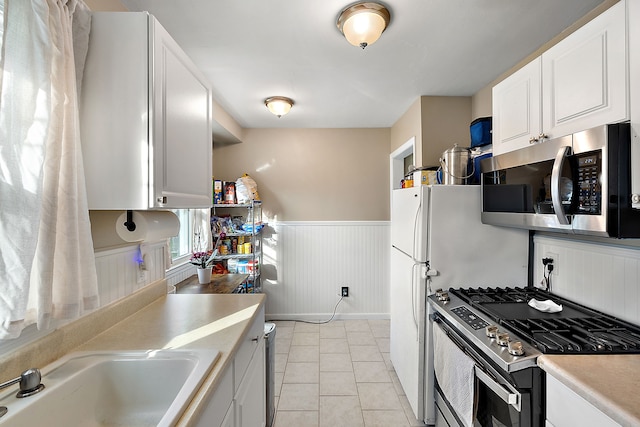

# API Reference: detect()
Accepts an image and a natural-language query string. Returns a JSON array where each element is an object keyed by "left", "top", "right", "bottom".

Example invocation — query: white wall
[
  {"left": 262, "top": 221, "right": 390, "bottom": 320},
  {"left": 533, "top": 234, "right": 640, "bottom": 325}
]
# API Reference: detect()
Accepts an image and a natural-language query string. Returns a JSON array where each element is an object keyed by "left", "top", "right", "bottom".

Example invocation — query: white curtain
[{"left": 0, "top": 0, "right": 99, "bottom": 339}]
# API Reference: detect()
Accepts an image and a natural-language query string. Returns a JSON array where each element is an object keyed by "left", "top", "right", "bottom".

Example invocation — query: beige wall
[
  {"left": 84, "top": 0, "right": 128, "bottom": 11},
  {"left": 212, "top": 128, "right": 390, "bottom": 221},
  {"left": 390, "top": 98, "right": 422, "bottom": 160},
  {"left": 420, "top": 96, "right": 471, "bottom": 167},
  {"left": 390, "top": 96, "right": 472, "bottom": 169},
  {"left": 471, "top": 86, "right": 492, "bottom": 120}
]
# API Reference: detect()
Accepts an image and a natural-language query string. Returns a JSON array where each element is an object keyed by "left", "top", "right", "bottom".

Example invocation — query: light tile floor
[{"left": 272, "top": 319, "right": 427, "bottom": 427}]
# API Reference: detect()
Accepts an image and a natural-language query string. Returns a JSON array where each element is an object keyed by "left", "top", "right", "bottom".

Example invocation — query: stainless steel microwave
[{"left": 480, "top": 123, "right": 640, "bottom": 238}]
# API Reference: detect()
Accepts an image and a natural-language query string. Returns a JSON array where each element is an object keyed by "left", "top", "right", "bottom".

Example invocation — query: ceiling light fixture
[
  {"left": 336, "top": 2, "right": 390, "bottom": 49},
  {"left": 264, "top": 96, "right": 294, "bottom": 118}
]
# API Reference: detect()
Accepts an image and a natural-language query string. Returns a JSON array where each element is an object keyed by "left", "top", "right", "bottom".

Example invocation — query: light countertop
[
  {"left": 75, "top": 293, "right": 266, "bottom": 426},
  {"left": 538, "top": 354, "right": 640, "bottom": 427}
]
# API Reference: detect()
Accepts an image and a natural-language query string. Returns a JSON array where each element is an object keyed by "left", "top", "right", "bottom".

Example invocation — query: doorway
[{"left": 389, "top": 136, "right": 415, "bottom": 191}]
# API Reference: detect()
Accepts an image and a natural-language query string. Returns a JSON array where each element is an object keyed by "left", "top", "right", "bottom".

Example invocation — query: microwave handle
[{"left": 551, "top": 146, "right": 571, "bottom": 225}]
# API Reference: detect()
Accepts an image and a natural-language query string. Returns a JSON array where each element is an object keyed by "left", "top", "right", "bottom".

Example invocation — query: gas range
[{"left": 428, "top": 286, "right": 640, "bottom": 373}]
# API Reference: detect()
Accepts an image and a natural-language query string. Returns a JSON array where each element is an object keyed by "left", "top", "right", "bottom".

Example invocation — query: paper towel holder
[{"left": 123, "top": 210, "right": 136, "bottom": 232}]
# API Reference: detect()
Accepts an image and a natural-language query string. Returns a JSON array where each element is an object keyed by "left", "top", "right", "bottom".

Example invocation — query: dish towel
[
  {"left": 528, "top": 298, "right": 563, "bottom": 313},
  {"left": 433, "top": 322, "right": 476, "bottom": 427}
]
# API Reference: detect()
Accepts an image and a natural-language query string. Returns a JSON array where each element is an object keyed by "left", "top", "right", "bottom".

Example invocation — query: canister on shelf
[
  {"left": 232, "top": 238, "right": 238, "bottom": 253},
  {"left": 238, "top": 244, "right": 244, "bottom": 254},
  {"left": 237, "top": 260, "right": 249, "bottom": 274},
  {"left": 243, "top": 242, "right": 252, "bottom": 254},
  {"left": 227, "top": 259, "right": 238, "bottom": 273}
]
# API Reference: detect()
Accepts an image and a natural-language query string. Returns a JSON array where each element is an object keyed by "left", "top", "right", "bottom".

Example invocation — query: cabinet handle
[
  {"left": 156, "top": 196, "right": 167, "bottom": 204},
  {"left": 529, "top": 136, "right": 539, "bottom": 144},
  {"left": 251, "top": 335, "right": 260, "bottom": 342},
  {"left": 538, "top": 133, "right": 548, "bottom": 142}
]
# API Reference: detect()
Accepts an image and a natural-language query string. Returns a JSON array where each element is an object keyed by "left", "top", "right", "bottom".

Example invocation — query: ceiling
[{"left": 120, "top": 0, "right": 604, "bottom": 130}]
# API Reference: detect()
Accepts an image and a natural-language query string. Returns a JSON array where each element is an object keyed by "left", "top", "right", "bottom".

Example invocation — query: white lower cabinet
[
  {"left": 546, "top": 374, "right": 619, "bottom": 427},
  {"left": 195, "top": 367, "right": 234, "bottom": 427},
  {"left": 236, "top": 339, "right": 266, "bottom": 427},
  {"left": 195, "top": 307, "right": 266, "bottom": 427},
  {"left": 221, "top": 399, "right": 236, "bottom": 427}
]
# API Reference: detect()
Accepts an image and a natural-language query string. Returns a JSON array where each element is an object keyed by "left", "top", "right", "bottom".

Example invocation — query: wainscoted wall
[
  {"left": 166, "top": 262, "right": 197, "bottom": 290},
  {"left": 94, "top": 242, "right": 168, "bottom": 305},
  {"left": 262, "top": 222, "right": 390, "bottom": 320},
  {"left": 0, "top": 242, "right": 168, "bottom": 357},
  {"left": 533, "top": 235, "right": 640, "bottom": 325}
]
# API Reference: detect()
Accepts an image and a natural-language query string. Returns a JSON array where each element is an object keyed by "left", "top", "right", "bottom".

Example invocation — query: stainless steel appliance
[
  {"left": 264, "top": 323, "right": 276, "bottom": 427},
  {"left": 390, "top": 186, "right": 530, "bottom": 423},
  {"left": 481, "top": 123, "right": 640, "bottom": 237},
  {"left": 428, "top": 286, "right": 640, "bottom": 427}
]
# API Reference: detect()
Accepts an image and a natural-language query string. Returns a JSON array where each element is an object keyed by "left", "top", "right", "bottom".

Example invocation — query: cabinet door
[
  {"left": 235, "top": 339, "right": 266, "bottom": 427},
  {"left": 80, "top": 13, "right": 151, "bottom": 209},
  {"left": 546, "top": 375, "right": 620, "bottom": 427},
  {"left": 193, "top": 366, "right": 234, "bottom": 427},
  {"left": 492, "top": 57, "right": 542, "bottom": 155},
  {"left": 151, "top": 18, "right": 213, "bottom": 208},
  {"left": 221, "top": 402, "right": 235, "bottom": 427},
  {"left": 542, "top": 1, "right": 627, "bottom": 139}
]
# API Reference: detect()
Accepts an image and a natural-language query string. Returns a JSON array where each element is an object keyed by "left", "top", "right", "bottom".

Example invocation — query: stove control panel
[{"left": 451, "top": 306, "right": 489, "bottom": 330}]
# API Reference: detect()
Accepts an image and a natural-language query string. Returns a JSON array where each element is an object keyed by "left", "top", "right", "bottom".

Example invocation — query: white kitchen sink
[{"left": 0, "top": 349, "right": 220, "bottom": 426}]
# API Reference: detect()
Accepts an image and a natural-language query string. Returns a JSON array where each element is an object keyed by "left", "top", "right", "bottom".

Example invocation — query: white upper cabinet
[
  {"left": 80, "top": 12, "right": 213, "bottom": 209},
  {"left": 492, "top": 57, "right": 542, "bottom": 155},
  {"left": 493, "top": 1, "right": 628, "bottom": 156},
  {"left": 542, "top": 1, "right": 627, "bottom": 139}
]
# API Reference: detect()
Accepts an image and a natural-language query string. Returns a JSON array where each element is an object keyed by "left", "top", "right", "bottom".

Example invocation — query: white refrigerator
[{"left": 390, "top": 185, "right": 529, "bottom": 423}]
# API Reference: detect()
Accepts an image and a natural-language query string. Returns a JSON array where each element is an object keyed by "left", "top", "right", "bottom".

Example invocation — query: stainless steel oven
[
  {"left": 428, "top": 286, "right": 640, "bottom": 427},
  {"left": 431, "top": 313, "right": 542, "bottom": 427}
]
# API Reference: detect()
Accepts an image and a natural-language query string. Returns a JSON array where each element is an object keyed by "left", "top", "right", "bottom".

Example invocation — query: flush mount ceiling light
[
  {"left": 336, "top": 2, "right": 390, "bottom": 49},
  {"left": 264, "top": 96, "right": 294, "bottom": 118}
]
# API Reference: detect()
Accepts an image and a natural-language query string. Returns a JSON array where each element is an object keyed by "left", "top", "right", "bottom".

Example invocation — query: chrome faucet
[{"left": 0, "top": 368, "right": 44, "bottom": 398}]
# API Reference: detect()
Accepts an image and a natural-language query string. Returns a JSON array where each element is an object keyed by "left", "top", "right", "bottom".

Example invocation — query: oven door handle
[{"left": 474, "top": 366, "right": 522, "bottom": 412}]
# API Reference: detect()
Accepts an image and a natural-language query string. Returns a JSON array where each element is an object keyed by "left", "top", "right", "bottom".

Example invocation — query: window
[
  {"left": 168, "top": 208, "right": 211, "bottom": 266},
  {"left": 169, "top": 209, "right": 193, "bottom": 265}
]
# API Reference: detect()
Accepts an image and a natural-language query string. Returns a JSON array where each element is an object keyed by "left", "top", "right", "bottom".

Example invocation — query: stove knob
[
  {"left": 485, "top": 325, "right": 499, "bottom": 338},
  {"left": 437, "top": 291, "right": 450, "bottom": 302},
  {"left": 496, "top": 332, "right": 510, "bottom": 346},
  {"left": 508, "top": 341, "right": 525, "bottom": 356}
]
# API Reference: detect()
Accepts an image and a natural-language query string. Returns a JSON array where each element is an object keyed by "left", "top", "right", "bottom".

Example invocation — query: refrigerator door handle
[
  {"left": 411, "top": 199, "right": 422, "bottom": 262},
  {"left": 411, "top": 264, "right": 419, "bottom": 334}
]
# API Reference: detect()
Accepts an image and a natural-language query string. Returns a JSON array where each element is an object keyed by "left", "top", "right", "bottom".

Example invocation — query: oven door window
[{"left": 474, "top": 382, "right": 528, "bottom": 427}]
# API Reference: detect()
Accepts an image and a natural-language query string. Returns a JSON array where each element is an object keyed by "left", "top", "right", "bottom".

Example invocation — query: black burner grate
[{"left": 449, "top": 287, "right": 640, "bottom": 354}]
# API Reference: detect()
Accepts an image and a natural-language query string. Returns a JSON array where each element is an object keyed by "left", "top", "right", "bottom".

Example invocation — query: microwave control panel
[{"left": 576, "top": 151, "right": 602, "bottom": 214}]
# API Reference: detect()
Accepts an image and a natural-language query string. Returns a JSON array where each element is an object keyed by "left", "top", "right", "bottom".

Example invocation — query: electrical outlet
[
  {"left": 341, "top": 287, "right": 349, "bottom": 297},
  {"left": 544, "top": 252, "right": 559, "bottom": 276}
]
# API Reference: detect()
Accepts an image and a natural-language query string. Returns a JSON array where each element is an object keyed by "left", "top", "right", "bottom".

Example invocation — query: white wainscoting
[
  {"left": 0, "top": 242, "right": 168, "bottom": 357},
  {"left": 262, "top": 221, "right": 390, "bottom": 320},
  {"left": 534, "top": 235, "right": 640, "bottom": 325},
  {"left": 94, "top": 241, "right": 167, "bottom": 306}
]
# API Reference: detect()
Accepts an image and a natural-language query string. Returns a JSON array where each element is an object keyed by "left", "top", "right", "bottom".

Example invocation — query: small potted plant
[{"left": 191, "top": 250, "right": 215, "bottom": 284}]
